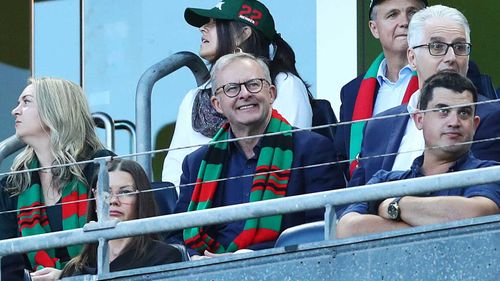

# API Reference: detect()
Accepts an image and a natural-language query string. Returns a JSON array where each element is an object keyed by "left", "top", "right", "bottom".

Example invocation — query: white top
[
  {"left": 391, "top": 90, "right": 425, "bottom": 171},
  {"left": 373, "top": 59, "right": 414, "bottom": 115},
  {"left": 161, "top": 73, "right": 312, "bottom": 192}
]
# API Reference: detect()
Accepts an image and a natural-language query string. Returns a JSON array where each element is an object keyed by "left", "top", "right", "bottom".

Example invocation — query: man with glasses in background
[
  {"left": 341, "top": 4, "right": 500, "bottom": 218},
  {"left": 337, "top": 70, "right": 500, "bottom": 238},
  {"left": 168, "top": 52, "right": 346, "bottom": 259}
]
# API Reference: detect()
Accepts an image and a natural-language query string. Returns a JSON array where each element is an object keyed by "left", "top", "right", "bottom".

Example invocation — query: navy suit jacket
[
  {"left": 349, "top": 94, "right": 500, "bottom": 187},
  {"left": 335, "top": 74, "right": 373, "bottom": 177},
  {"left": 169, "top": 129, "right": 346, "bottom": 254}
]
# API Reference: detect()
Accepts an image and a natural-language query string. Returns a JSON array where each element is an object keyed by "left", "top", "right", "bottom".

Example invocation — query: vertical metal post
[
  {"left": 0, "top": 255, "right": 3, "bottom": 281},
  {"left": 324, "top": 204, "right": 337, "bottom": 240},
  {"left": 96, "top": 158, "right": 110, "bottom": 222},
  {"left": 96, "top": 158, "right": 110, "bottom": 276},
  {"left": 97, "top": 237, "right": 110, "bottom": 276}
]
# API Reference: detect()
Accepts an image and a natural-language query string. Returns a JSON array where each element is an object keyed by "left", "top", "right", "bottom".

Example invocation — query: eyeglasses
[
  {"left": 412, "top": 42, "right": 472, "bottom": 56},
  {"left": 215, "top": 78, "right": 270, "bottom": 98},
  {"left": 93, "top": 186, "right": 138, "bottom": 201}
]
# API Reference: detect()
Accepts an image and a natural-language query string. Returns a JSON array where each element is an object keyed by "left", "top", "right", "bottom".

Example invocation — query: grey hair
[
  {"left": 210, "top": 52, "right": 272, "bottom": 95},
  {"left": 408, "top": 5, "right": 470, "bottom": 48}
]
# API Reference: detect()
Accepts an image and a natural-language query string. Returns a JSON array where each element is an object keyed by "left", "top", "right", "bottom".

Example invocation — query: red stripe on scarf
[
  {"left": 402, "top": 76, "right": 419, "bottom": 103},
  {"left": 17, "top": 203, "right": 44, "bottom": 218},
  {"left": 18, "top": 215, "right": 49, "bottom": 232},
  {"left": 252, "top": 228, "right": 280, "bottom": 244},
  {"left": 62, "top": 191, "right": 87, "bottom": 220},
  {"left": 352, "top": 77, "right": 378, "bottom": 120},
  {"left": 197, "top": 181, "right": 218, "bottom": 203},
  {"left": 34, "top": 251, "right": 57, "bottom": 269}
]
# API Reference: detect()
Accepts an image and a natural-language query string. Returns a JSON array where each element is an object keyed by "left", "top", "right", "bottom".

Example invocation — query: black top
[
  {"left": 0, "top": 149, "right": 115, "bottom": 280},
  {"left": 63, "top": 241, "right": 182, "bottom": 277}
]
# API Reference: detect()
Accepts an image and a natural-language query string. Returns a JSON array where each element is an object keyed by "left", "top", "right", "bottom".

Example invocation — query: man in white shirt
[{"left": 335, "top": 0, "right": 428, "bottom": 178}]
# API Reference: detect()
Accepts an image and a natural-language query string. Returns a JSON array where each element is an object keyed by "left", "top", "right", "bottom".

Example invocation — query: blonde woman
[{"left": 0, "top": 77, "right": 114, "bottom": 281}]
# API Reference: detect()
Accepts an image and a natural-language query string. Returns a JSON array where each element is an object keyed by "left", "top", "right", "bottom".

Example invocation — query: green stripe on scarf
[
  {"left": 17, "top": 158, "right": 88, "bottom": 270},
  {"left": 349, "top": 53, "right": 419, "bottom": 175},
  {"left": 184, "top": 109, "right": 293, "bottom": 253}
]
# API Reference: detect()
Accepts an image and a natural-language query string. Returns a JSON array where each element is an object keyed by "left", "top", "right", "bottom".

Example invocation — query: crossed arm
[{"left": 337, "top": 195, "right": 499, "bottom": 238}]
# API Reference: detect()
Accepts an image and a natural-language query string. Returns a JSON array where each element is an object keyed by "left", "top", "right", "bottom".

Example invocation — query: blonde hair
[{"left": 7, "top": 77, "right": 105, "bottom": 194}]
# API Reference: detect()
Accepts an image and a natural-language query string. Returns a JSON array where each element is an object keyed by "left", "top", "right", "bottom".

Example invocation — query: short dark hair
[{"left": 419, "top": 70, "right": 478, "bottom": 110}]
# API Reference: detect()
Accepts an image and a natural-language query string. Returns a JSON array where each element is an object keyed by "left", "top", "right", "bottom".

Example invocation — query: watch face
[{"left": 388, "top": 203, "right": 399, "bottom": 220}]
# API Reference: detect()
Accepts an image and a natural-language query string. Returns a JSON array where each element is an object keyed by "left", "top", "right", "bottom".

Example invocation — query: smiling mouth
[
  {"left": 237, "top": 104, "right": 257, "bottom": 110},
  {"left": 201, "top": 38, "right": 209, "bottom": 43}
]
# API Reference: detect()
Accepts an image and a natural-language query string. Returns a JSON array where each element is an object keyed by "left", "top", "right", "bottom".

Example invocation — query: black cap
[{"left": 369, "top": 0, "right": 428, "bottom": 19}]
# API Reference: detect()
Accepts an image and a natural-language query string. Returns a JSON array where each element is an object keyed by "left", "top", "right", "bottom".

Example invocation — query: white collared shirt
[
  {"left": 391, "top": 90, "right": 425, "bottom": 171},
  {"left": 373, "top": 59, "right": 414, "bottom": 115}
]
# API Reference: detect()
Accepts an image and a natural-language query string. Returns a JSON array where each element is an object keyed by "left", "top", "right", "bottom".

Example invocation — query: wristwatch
[{"left": 387, "top": 197, "right": 402, "bottom": 221}]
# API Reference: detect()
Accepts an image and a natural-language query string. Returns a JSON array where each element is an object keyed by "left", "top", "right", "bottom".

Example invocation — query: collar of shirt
[
  {"left": 376, "top": 58, "right": 414, "bottom": 86},
  {"left": 410, "top": 151, "right": 473, "bottom": 176},
  {"left": 407, "top": 89, "right": 421, "bottom": 114},
  {"left": 227, "top": 129, "right": 263, "bottom": 160}
]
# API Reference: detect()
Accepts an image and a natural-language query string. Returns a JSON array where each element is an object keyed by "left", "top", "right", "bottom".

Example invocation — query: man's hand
[
  {"left": 30, "top": 267, "right": 62, "bottom": 281},
  {"left": 191, "top": 249, "right": 254, "bottom": 260}
]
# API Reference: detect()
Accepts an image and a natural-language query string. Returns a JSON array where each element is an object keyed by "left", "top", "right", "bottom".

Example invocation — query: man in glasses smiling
[{"left": 169, "top": 52, "right": 346, "bottom": 259}]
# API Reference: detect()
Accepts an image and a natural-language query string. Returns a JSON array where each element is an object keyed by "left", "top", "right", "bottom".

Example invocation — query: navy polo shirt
[{"left": 339, "top": 152, "right": 500, "bottom": 218}]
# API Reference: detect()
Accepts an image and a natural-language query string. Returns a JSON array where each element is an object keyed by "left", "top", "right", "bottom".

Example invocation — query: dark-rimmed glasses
[
  {"left": 412, "top": 42, "right": 472, "bottom": 56},
  {"left": 215, "top": 78, "right": 270, "bottom": 98}
]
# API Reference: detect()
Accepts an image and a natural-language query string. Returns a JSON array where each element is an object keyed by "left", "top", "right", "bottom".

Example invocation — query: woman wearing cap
[
  {"left": 162, "top": 0, "right": 313, "bottom": 189},
  {"left": 0, "top": 77, "right": 114, "bottom": 280}
]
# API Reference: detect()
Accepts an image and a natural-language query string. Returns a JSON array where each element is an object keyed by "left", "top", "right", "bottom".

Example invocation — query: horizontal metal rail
[{"left": 1, "top": 164, "right": 499, "bottom": 258}]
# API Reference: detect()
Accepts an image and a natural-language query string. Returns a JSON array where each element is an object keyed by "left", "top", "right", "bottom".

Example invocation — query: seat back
[
  {"left": 169, "top": 243, "right": 191, "bottom": 262},
  {"left": 274, "top": 221, "right": 325, "bottom": 248},
  {"left": 151, "top": 181, "right": 178, "bottom": 215},
  {"left": 310, "top": 99, "right": 338, "bottom": 142}
]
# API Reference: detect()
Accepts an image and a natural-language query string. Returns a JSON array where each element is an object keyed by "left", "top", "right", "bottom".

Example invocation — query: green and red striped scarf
[
  {"left": 17, "top": 158, "right": 88, "bottom": 271},
  {"left": 184, "top": 109, "right": 293, "bottom": 254},
  {"left": 349, "top": 53, "right": 419, "bottom": 176}
]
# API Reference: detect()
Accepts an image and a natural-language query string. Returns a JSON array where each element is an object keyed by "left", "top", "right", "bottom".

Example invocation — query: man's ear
[
  {"left": 407, "top": 48, "right": 417, "bottom": 70},
  {"left": 211, "top": 95, "right": 224, "bottom": 114},
  {"left": 368, "top": 20, "right": 379, "bottom": 39},
  {"left": 473, "top": 115, "right": 480, "bottom": 130},
  {"left": 269, "top": 85, "right": 277, "bottom": 104},
  {"left": 413, "top": 111, "right": 425, "bottom": 130}
]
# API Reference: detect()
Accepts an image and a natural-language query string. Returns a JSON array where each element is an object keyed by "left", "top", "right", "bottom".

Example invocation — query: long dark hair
[
  {"left": 211, "top": 20, "right": 310, "bottom": 91},
  {"left": 62, "top": 159, "right": 159, "bottom": 275}
]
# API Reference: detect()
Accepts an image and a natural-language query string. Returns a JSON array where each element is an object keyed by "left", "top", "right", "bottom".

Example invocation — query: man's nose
[
  {"left": 238, "top": 84, "right": 252, "bottom": 99},
  {"left": 443, "top": 45, "right": 458, "bottom": 63},
  {"left": 447, "top": 111, "right": 461, "bottom": 127}
]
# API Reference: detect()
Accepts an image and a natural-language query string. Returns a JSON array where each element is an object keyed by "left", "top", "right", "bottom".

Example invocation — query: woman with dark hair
[
  {"left": 162, "top": 0, "right": 313, "bottom": 189},
  {"left": 61, "top": 159, "right": 181, "bottom": 277},
  {"left": 0, "top": 77, "right": 114, "bottom": 281}
]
